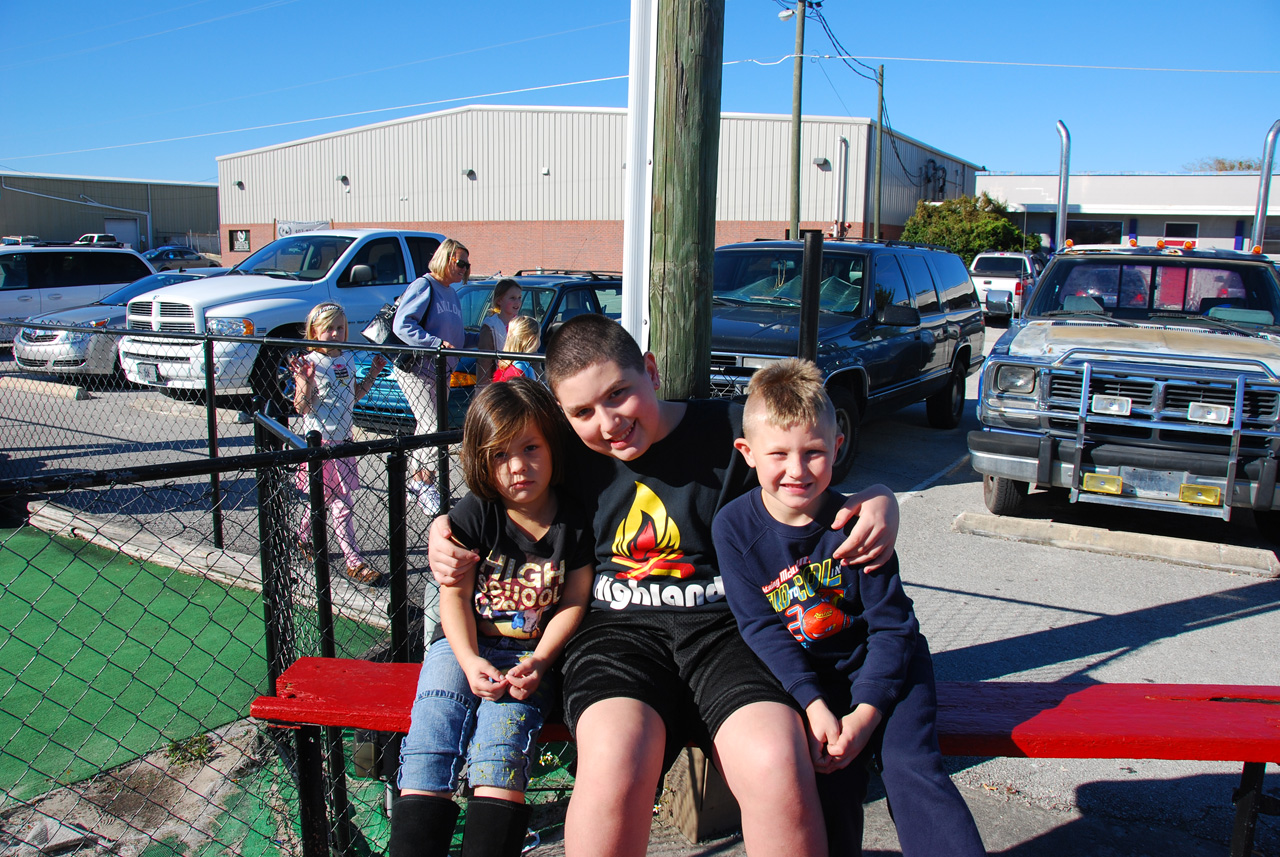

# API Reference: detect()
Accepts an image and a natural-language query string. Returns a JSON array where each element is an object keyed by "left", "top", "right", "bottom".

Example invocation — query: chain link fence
[{"left": 0, "top": 329, "right": 577, "bottom": 857}]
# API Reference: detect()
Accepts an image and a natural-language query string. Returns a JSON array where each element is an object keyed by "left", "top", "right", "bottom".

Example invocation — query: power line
[{"left": 0, "top": 75, "right": 628, "bottom": 161}]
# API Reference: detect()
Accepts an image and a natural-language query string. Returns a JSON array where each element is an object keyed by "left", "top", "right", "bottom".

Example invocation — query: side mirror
[
  {"left": 875, "top": 303, "right": 921, "bottom": 327},
  {"left": 985, "top": 289, "right": 1013, "bottom": 317},
  {"left": 349, "top": 264, "right": 373, "bottom": 284}
]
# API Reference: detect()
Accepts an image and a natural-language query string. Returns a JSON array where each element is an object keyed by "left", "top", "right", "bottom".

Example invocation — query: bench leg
[{"left": 297, "top": 726, "right": 330, "bottom": 857}]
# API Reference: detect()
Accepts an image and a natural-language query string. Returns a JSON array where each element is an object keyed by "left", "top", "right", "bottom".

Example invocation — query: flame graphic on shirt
[{"left": 610, "top": 482, "right": 696, "bottom": 580}]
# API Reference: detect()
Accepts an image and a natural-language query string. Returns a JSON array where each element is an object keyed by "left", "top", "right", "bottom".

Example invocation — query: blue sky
[{"left": 3, "top": 0, "right": 1277, "bottom": 184}]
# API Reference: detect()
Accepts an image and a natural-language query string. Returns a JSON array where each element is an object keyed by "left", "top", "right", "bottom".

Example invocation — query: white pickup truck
[
  {"left": 969, "top": 251, "right": 1041, "bottom": 319},
  {"left": 119, "top": 228, "right": 446, "bottom": 404}
]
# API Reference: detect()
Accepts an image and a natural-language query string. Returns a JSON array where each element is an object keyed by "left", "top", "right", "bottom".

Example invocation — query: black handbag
[{"left": 362, "top": 292, "right": 429, "bottom": 372}]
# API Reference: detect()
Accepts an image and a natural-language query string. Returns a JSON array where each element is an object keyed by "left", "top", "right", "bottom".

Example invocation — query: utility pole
[
  {"left": 648, "top": 0, "right": 725, "bottom": 400},
  {"left": 872, "top": 64, "right": 884, "bottom": 241},
  {"left": 786, "top": 1, "right": 806, "bottom": 240}
]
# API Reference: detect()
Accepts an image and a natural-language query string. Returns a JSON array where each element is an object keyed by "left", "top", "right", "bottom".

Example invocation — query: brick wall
[{"left": 219, "top": 218, "right": 903, "bottom": 273}]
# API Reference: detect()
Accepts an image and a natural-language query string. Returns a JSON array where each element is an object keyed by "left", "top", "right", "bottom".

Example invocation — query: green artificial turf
[{"left": 0, "top": 526, "right": 382, "bottom": 801}]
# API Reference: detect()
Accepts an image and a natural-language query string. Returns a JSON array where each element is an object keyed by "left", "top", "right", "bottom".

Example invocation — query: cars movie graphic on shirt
[{"left": 762, "top": 555, "right": 856, "bottom": 645}]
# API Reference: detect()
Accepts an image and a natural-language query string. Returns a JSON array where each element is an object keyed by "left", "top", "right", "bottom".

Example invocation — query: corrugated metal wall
[
  {"left": 218, "top": 105, "right": 977, "bottom": 229},
  {"left": 219, "top": 107, "right": 630, "bottom": 226},
  {"left": 0, "top": 174, "right": 216, "bottom": 246}
]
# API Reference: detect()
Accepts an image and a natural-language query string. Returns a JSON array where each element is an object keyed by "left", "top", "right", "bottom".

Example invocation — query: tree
[
  {"left": 900, "top": 193, "right": 1040, "bottom": 267},
  {"left": 1184, "top": 156, "right": 1261, "bottom": 173}
]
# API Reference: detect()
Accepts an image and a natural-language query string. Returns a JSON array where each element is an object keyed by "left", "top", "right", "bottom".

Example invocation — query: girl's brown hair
[
  {"left": 460, "top": 376, "right": 569, "bottom": 502},
  {"left": 488, "top": 278, "right": 522, "bottom": 314}
]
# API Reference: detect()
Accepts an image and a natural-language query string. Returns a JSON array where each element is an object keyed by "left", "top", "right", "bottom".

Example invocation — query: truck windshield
[
  {"left": 233, "top": 235, "right": 355, "bottom": 281},
  {"left": 713, "top": 249, "right": 866, "bottom": 314},
  {"left": 1028, "top": 257, "right": 1280, "bottom": 324}
]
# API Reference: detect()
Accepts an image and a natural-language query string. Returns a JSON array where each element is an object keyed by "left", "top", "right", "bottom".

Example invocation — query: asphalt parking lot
[{"left": 2, "top": 341, "right": 1278, "bottom": 855}]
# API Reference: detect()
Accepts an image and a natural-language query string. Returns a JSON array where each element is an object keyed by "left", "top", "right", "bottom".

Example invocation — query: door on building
[{"left": 104, "top": 218, "right": 141, "bottom": 250}]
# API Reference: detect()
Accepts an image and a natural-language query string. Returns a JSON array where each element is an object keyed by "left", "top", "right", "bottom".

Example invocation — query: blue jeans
[{"left": 398, "top": 636, "right": 551, "bottom": 793}]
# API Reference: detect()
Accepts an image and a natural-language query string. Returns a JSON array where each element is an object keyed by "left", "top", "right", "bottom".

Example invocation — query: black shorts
[{"left": 560, "top": 608, "right": 798, "bottom": 769}]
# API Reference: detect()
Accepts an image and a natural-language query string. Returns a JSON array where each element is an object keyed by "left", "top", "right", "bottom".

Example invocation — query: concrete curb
[
  {"left": 953, "top": 511, "right": 1280, "bottom": 578},
  {"left": 0, "top": 374, "right": 89, "bottom": 400}
]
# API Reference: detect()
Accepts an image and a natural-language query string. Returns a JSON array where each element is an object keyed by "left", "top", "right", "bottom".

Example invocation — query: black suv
[{"left": 712, "top": 239, "right": 986, "bottom": 481}]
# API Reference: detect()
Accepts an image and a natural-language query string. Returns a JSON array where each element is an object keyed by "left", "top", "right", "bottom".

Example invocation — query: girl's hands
[
  {"left": 370, "top": 353, "right": 388, "bottom": 374},
  {"left": 831, "top": 483, "right": 899, "bottom": 572},
  {"left": 505, "top": 654, "right": 547, "bottom": 700},
  {"left": 461, "top": 656, "right": 509, "bottom": 700},
  {"left": 289, "top": 355, "right": 315, "bottom": 384}
]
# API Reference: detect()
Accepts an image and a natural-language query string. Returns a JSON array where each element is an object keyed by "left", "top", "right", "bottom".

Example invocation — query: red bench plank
[
  {"left": 250, "top": 657, "right": 573, "bottom": 741},
  {"left": 936, "top": 681, "right": 1280, "bottom": 763},
  {"left": 252, "top": 658, "right": 1280, "bottom": 762}
]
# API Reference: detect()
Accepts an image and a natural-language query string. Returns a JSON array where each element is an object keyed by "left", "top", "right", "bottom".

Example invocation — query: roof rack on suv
[{"left": 511, "top": 269, "right": 622, "bottom": 280}]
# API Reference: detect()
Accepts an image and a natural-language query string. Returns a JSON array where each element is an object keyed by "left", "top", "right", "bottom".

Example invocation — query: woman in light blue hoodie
[{"left": 392, "top": 238, "right": 468, "bottom": 516}]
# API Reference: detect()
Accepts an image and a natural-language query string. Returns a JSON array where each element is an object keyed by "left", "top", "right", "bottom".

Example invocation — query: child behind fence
[
  {"left": 289, "top": 302, "right": 387, "bottom": 585},
  {"left": 491, "top": 315, "right": 539, "bottom": 383},
  {"left": 390, "top": 377, "right": 594, "bottom": 857}
]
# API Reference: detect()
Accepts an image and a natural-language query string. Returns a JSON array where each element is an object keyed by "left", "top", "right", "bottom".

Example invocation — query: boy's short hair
[
  {"left": 743, "top": 358, "right": 836, "bottom": 436},
  {"left": 545, "top": 314, "right": 645, "bottom": 392},
  {"left": 460, "top": 377, "right": 569, "bottom": 502}
]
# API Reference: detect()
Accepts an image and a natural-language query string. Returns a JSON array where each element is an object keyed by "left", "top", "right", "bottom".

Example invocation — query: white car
[{"left": 14, "top": 269, "right": 227, "bottom": 376}]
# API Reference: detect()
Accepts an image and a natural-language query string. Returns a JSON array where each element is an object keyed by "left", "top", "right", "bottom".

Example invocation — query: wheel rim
[{"left": 834, "top": 405, "right": 854, "bottom": 469}]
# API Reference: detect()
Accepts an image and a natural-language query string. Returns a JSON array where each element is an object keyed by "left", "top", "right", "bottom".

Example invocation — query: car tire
[
  {"left": 828, "top": 386, "right": 860, "bottom": 485},
  {"left": 983, "top": 474, "right": 1027, "bottom": 516},
  {"left": 251, "top": 331, "right": 303, "bottom": 415},
  {"left": 926, "top": 363, "right": 966, "bottom": 429}
]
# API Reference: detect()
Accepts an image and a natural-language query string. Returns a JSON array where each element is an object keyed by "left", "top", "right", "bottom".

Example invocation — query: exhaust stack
[
  {"left": 1055, "top": 121, "right": 1070, "bottom": 253},
  {"left": 1252, "top": 119, "right": 1280, "bottom": 252}
]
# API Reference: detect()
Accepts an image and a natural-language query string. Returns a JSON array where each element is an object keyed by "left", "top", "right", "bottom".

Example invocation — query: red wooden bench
[{"left": 252, "top": 657, "right": 1280, "bottom": 857}]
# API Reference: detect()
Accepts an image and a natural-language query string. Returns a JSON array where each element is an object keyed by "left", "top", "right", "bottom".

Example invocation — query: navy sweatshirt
[{"left": 712, "top": 488, "right": 919, "bottom": 714}]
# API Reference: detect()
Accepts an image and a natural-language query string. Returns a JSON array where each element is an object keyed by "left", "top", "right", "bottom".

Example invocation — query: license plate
[{"left": 139, "top": 363, "right": 160, "bottom": 384}]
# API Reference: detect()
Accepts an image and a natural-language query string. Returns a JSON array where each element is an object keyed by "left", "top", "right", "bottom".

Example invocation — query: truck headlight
[
  {"left": 205, "top": 317, "right": 255, "bottom": 336},
  {"left": 994, "top": 365, "right": 1036, "bottom": 394}
]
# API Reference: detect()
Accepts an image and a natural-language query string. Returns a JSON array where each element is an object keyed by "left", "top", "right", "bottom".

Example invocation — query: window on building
[
  {"left": 1066, "top": 220, "right": 1122, "bottom": 245},
  {"left": 1164, "top": 223, "right": 1199, "bottom": 244}
]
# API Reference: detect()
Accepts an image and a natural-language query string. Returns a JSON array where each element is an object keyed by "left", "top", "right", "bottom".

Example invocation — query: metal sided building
[
  {"left": 976, "top": 173, "right": 1280, "bottom": 254},
  {"left": 0, "top": 172, "right": 219, "bottom": 253},
  {"left": 217, "top": 104, "right": 978, "bottom": 275}
]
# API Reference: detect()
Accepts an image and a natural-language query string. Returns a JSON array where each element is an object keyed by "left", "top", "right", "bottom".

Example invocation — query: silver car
[{"left": 14, "top": 269, "right": 227, "bottom": 376}]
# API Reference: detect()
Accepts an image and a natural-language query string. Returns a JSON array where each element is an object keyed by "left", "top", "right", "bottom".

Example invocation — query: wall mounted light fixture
[
  {"left": 462, "top": 168, "right": 477, "bottom": 180},
  {"left": 812, "top": 157, "right": 831, "bottom": 170},
  {"left": 233, "top": 180, "right": 245, "bottom": 190},
  {"left": 336, "top": 174, "right": 349, "bottom": 185},
  {"left": 540, "top": 167, "right": 550, "bottom": 176}
]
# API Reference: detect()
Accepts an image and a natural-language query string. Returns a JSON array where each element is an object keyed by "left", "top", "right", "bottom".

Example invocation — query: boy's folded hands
[{"left": 805, "top": 698, "right": 885, "bottom": 773}]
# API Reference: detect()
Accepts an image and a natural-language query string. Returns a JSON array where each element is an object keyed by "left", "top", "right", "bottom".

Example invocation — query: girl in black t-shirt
[{"left": 389, "top": 378, "right": 594, "bottom": 857}]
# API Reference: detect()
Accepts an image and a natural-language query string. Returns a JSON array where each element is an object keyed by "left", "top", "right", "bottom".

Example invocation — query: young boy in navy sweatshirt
[{"left": 712, "top": 358, "right": 985, "bottom": 856}]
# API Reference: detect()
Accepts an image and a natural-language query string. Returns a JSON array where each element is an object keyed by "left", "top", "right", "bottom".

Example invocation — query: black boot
[
  {"left": 389, "top": 793, "right": 459, "bottom": 857},
  {"left": 459, "top": 796, "right": 533, "bottom": 857}
]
